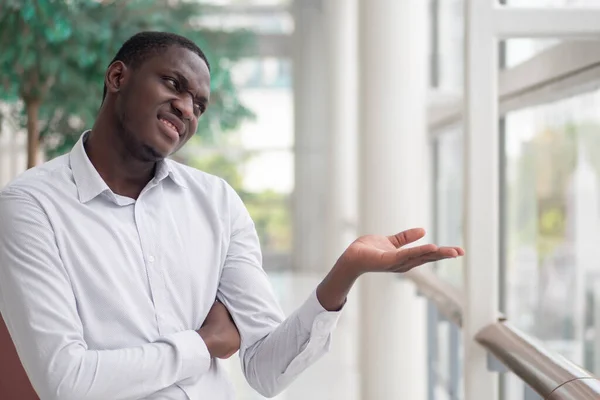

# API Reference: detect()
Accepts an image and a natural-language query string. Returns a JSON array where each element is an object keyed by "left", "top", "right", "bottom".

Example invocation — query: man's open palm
[{"left": 337, "top": 227, "right": 464, "bottom": 275}]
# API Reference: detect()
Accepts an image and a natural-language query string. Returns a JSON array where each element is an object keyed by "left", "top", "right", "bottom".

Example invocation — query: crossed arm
[{"left": 0, "top": 190, "right": 333, "bottom": 400}]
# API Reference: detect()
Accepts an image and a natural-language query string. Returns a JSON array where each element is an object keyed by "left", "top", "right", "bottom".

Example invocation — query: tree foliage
[{"left": 0, "top": 0, "right": 255, "bottom": 165}]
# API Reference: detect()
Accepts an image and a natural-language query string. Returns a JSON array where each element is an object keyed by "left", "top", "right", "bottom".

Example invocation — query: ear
[{"left": 104, "top": 61, "right": 129, "bottom": 96}]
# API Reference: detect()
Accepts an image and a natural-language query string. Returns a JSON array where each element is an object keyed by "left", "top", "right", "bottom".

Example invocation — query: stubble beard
[{"left": 115, "top": 106, "right": 164, "bottom": 163}]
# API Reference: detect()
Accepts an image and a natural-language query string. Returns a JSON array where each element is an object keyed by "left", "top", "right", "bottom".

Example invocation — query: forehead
[{"left": 142, "top": 46, "right": 211, "bottom": 91}]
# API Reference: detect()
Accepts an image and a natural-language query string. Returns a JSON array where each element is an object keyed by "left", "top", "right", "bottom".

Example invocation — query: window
[
  {"left": 505, "top": 0, "right": 600, "bottom": 6},
  {"left": 193, "top": 1, "right": 293, "bottom": 34},
  {"left": 430, "top": 0, "right": 464, "bottom": 92},
  {"left": 428, "top": 1, "right": 600, "bottom": 398},
  {"left": 504, "top": 88, "right": 600, "bottom": 377},
  {"left": 432, "top": 318, "right": 464, "bottom": 400},
  {"left": 504, "top": 38, "right": 561, "bottom": 68},
  {"left": 434, "top": 127, "right": 465, "bottom": 288}
]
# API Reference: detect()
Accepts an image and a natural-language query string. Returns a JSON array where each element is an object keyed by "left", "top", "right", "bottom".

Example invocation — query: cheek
[
  {"left": 124, "top": 104, "right": 154, "bottom": 129},
  {"left": 129, "top": 100, "right": 157, "bottom": 127},
  {"left": 125, "top": 81, "right": 158, "bottom": 114}
]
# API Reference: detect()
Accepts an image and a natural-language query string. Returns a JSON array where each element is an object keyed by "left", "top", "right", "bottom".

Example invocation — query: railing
[
  {"left": 406, "top": 268, "right": 600, "bottom": 400},
  {"left": 478, "top": 322, "right": 600, "bottom": 399}
]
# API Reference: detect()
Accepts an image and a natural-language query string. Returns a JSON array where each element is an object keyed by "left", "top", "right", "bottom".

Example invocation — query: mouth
[{"left": 157, "top": 114, "right": 185, "bottom": 142}]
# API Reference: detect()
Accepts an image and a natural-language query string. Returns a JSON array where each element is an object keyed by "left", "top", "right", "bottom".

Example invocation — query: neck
[{"left": 86, "top": 109, "right": 156, "bottom": 199}]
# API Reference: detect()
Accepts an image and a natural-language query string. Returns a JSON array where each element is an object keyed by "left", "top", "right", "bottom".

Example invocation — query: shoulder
[
  {"left": 0, "top": 161, "right": 71, "bottom": 228},
  {"left": 165, "top": 159, "right": 250, "bottom": 224},
  {"left": 166, "top": 158, "right": 241, "bottom": 199},
  {"left": 1, "top": 155, "right": 72, "bottom": 203}
]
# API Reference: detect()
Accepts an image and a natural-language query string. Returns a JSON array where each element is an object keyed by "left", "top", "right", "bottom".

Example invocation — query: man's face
[{"left": 114, "top": 46, "right": 211, "bottom": 161}]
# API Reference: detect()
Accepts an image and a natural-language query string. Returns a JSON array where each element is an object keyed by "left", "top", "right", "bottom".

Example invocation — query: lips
[
  {"left": 157, "top": 113, "right": 186, "bottom": 139},
  {"left": 160, "top": 118, "right": 178, "bottom": 132},
  {"left": 158, "top": 118, "right": 179, "bottom": 142}
]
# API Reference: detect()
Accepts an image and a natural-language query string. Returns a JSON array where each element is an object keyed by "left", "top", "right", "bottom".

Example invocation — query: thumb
[{"left": 387, "top": 228, "right": 426, "bottom": 248}]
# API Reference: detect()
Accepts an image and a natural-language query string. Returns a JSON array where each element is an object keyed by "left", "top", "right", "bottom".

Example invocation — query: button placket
[
  {"left": 142, "top": 187, "right": 169, "bottom": 332},
  {"left": 134, "top": 198, "right": 164, "bottom": 334}
]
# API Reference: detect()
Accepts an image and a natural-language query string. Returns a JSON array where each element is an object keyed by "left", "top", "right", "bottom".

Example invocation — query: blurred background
[{"left": 4, "top": 0, "right": 600, "bottom": 399}]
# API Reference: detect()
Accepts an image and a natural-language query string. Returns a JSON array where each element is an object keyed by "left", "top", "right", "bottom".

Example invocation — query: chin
[
  {"left": 145, "top": 135, "right": 178, "bottom": 160},
  {"left": 140, "top": 143, "right": 170, "bottom": 161}
]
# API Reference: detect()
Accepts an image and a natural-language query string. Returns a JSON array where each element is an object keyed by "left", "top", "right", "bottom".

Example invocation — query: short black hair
[{"left": 102, "top": 31, "right": 210, "bottom": 101}]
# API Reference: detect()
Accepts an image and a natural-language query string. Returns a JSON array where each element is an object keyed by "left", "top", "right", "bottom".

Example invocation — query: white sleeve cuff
[
  {"left": 296, "top": 290, "right": 342, "bottom": 337},
  {"left": 277, "top": 291, "right": 343, "bottom": 380},
  {"left": 160, "top": 330, "right": 211, "bottom": 381}
]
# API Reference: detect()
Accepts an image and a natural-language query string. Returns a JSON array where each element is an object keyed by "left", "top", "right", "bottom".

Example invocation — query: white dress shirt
[{"left": 0, "top": 131, "right": 341, "bottom": 400}]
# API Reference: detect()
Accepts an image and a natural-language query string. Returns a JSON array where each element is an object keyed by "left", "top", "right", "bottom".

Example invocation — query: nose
[{"left": 172, "top": 94, "right": 194, "bottom": 120}]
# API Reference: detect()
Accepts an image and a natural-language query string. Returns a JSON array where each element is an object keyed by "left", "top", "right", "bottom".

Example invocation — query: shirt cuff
[
  {"left": 160, "top": 330, "right": 211, "bottom": 381},
  {"left": 296, "top": 290, "right": 342, "bottom": 336}
]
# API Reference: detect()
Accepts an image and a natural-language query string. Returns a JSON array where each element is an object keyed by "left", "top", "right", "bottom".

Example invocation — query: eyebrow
[{"left": 172, "top": 70, "right": 208, "bottom": 105}]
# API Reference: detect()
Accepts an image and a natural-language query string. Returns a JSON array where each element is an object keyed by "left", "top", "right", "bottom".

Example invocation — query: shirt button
[{"left": 148, "top": 255, "right": 155, "bottom": 263}]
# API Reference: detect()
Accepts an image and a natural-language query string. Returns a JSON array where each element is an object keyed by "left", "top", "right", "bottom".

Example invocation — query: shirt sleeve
[
  {"left": 216, "top": 185, "right": 342, "bottom": 398},
  {"left": 0, "top": 189, "right": 211, "bottom": 400}
]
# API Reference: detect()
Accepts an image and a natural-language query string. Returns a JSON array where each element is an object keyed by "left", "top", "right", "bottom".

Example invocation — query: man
[{"left": 0, "top": 32, "right": 463, "bottom": 399}]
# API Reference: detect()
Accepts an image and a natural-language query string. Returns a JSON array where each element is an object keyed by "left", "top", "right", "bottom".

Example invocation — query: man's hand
[
  {"left": 316, "top": 227, "right": 464, "bottom": 311},
  {"left": 337, "top": 227, "right": 463, "bottom": 276},
  {"left": 197, "top": 301, "right": 241, "bottom": 359}
]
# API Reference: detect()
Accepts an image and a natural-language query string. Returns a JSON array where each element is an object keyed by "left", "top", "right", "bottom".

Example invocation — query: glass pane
[
  {"left": 506, "top": 0, "right": 600, "bottom": 6},
  {"left": 194, "top": 0, "right": 292, "bottom": 34},
  {"left": 502, "top": 0, "right": 600, "bottom": 67},
  {"left": 233, "top": 58, "right": 293, "bottom": 89},
  {"left": 504, "top": 38, "right": 561, "bottom": 68},
  {"left": 433, "top": 321, "right": 464, "bottom": 400},
  {"left": 193, "top": 11, "right": 293, "bottom": 34},
  {"left": 431, "top": 0, "right": 464, "bottom": 92},
  {"left": 504, "top": 88, "right": 600, "bottom": 374},
  {"left": 198, "top": 0, "right": 291, "bottom": 6},
  {"left": 435, "top": 127, "right": 465, "bottom": 288}
]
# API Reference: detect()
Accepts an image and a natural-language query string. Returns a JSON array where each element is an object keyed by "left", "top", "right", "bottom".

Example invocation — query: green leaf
[
  {"left": 1, "top": 0, "right": 256, "bottom": 159},
  {"left": 21, "top": 3, "right": 35, "bottom": 21}
]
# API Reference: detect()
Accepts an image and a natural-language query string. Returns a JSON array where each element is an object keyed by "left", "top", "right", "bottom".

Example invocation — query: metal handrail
[
  {"left": 406, "top": 268, "right": 464, "bottom": 327},
  {"left": 477, "top": 322, "right": 600, "bottom": 400},
  {"left": 405, "top": 270, "right": 600, "bottom": 399}
]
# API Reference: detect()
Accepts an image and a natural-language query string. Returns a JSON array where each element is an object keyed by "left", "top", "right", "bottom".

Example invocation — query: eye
[
  {"left": 164, "top": 77, "right": 179, "bottom": 90},
  {"left": 194, "top": 102, "right": 207, "bottom": 116}
]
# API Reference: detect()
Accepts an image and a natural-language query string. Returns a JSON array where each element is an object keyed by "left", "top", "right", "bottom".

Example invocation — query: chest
[{"left": 46, "top": 186, "right": 229, "bottom": 345}]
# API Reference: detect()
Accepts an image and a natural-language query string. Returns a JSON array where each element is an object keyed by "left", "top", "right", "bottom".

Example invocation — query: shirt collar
[
  {"left": 69, "top": 131, "right": 187, "bottom": 204},
  {"left": 156, "top": 158, "right": 188, "bottom": 189}
]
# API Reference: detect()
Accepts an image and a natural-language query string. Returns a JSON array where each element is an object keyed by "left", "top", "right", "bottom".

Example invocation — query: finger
[
  {"left": 437, "top": 247, "right": 460, "bottom": 258},
  {"left": 387, "top": 228, "right": 426, "bottom": 248},
  {"left": 382, "top": 244, "right": 459, "bottom": 267},
  {"left": 402, "top": 249, "right": 445, "bottom": 267},
  {"left": 393, "top": 243, "right": 438, "bottom": 263},
  {"left": 378, "top": 245, "right": 432, "bottom": 267},
  {"left": 399, "top": 247, "right": 460, "bottom": 269},
  {"left": 396, "top": 252, "right": 456, "bottom": 272},
  {"left": 435, "top": 246, "right": 464, "bottom": 256}
]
